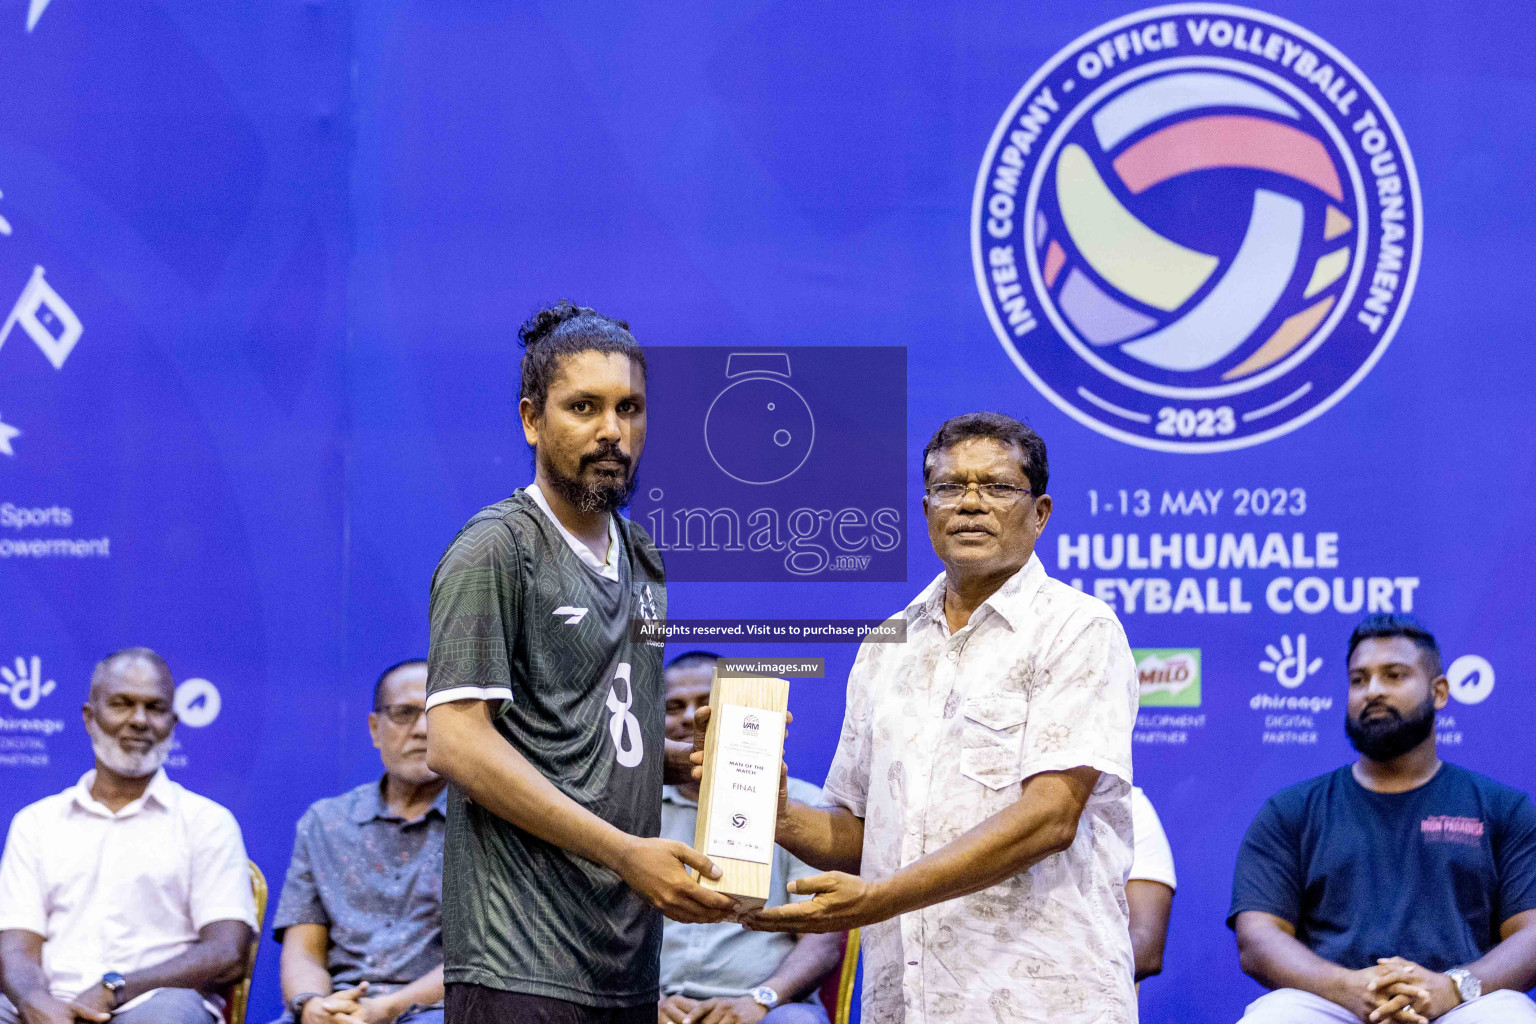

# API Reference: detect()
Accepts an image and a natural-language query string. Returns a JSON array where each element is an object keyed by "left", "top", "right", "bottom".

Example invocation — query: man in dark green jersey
[{"left": 425, "top": 302, "right": 736, "bottom": 1024}]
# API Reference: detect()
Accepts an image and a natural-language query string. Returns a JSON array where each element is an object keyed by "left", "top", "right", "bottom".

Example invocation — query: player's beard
[
  {"left": 1345, "top": 693, "right": 1436, "bottom": 762},
  {"left": 544, "top": 443, "right": 636, "bottom": 514},
  {"left": 86, "top": 716, "right": 173, "bottom": 778}
]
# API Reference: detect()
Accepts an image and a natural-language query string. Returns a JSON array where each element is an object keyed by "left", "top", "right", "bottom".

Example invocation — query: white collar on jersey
[{"left": 526, "top": 482, "right": 621, "bottom": 582}]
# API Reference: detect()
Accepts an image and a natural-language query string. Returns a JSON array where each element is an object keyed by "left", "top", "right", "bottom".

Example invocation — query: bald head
[{"left": 89, "top": 647, "right": 174, "bottom": 705}]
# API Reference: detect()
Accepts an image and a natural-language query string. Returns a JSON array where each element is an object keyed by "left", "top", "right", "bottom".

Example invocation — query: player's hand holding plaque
[{"left": 689, "top": 666, "right": 790, "bottom": 913}]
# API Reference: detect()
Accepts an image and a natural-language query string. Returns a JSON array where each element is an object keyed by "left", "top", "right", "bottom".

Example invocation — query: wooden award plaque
[{"left": 692, "top": 670, "right": 791, "bottom": 913}]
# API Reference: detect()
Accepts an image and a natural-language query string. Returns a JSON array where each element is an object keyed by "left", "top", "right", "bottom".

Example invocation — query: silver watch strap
[{"left": 1446, "top": 968, "right": 1481, "bottom": 1002}]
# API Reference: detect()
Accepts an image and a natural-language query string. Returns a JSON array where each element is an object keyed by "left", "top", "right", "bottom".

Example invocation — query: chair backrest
[
  {"left": 828, "top": 928, "right": 860, "bottom": 1024},
  {"left": 225, "top": 861, "right": 269, "bottom": 1024}
]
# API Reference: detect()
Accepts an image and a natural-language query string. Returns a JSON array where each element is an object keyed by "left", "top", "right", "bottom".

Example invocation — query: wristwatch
[
  {"left": 290, "top": 992, "right": 324, "bottom": 1021},
  {"left": 100, "top": 972, "right": 126, "bottom": 1008},
  {"left": 1445, "top": 968, "right": 1481, "bottom": 1003},
  {"left": 749, "top": 986, "right": 781, "bottom": 1011}
]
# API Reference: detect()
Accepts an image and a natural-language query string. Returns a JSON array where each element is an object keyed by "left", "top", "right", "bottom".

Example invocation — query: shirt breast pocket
[{"left": 959, "top": 693, "right": 1029, "bottom": 791}]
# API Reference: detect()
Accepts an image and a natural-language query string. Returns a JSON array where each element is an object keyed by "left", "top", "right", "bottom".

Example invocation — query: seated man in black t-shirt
[{"left": 1229, "top": 614, "right": 1536, "bottom": 1024}]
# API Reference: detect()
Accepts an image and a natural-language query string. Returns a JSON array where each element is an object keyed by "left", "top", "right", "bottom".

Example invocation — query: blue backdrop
[{"left": 1, "top": 3, "right": 1532, "bottom": 1022}]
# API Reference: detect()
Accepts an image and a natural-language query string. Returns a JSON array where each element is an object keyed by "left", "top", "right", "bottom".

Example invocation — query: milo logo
[{"left": 1136, "top": 648, "right": 1202, "bottom": 706}]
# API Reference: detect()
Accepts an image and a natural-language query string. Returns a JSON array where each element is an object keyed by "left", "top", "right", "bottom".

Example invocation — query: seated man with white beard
[{"left": 0, "top": 648, "right": 257, "bottom": 1024}]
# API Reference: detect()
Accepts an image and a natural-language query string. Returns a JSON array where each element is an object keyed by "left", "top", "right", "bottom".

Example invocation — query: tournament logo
[{"left": 972, "top": 4, "right": 1421, "bottom": 451}]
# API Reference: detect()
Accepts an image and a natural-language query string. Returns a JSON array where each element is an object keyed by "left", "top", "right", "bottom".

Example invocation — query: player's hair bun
[
  {"left": 519, "top": 300, "right": 627, "bottom": 349},
  {"left": 515, "top": 300, "right": 644, "bottom": 414}
]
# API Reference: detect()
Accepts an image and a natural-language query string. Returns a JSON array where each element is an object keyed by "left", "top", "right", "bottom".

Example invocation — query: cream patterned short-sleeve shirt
[{"left": 823, "top": 555, "right": 1138, "bottom": 1024}]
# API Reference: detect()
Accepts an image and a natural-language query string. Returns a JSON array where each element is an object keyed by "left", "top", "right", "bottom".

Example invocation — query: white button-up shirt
[
  {"left": 823, "top": 555, "right": 1138, "bottom": 1024},
  {"left": 0, "top": 769, "right": 258, "bottom": 1005}
]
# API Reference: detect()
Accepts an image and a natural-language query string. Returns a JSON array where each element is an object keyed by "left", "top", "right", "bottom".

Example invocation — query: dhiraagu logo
[
  {"left": 1136, "top": 648, "right": 1201, "bottom": 706},
  {"left": 972, "top": 4, "right": 1420, "bottom": 451}
]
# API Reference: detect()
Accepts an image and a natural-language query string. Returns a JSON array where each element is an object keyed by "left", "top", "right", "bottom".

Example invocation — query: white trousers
[{"left": 1239, "top": 988, "right": 1536, "bottom": 1023}]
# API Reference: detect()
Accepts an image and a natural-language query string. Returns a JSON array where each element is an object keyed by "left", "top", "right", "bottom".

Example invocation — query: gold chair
[
  {"left": 226, "top": 861, "right": 269, "bottom": 1024},
  {"left": 832, "top": 928, "right": 860, "bottom": 1024}
]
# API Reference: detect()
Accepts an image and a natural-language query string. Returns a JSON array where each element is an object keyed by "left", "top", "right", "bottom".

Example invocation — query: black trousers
[{"left": 445, "top": 984, "right": 653, "bottom": 1024}]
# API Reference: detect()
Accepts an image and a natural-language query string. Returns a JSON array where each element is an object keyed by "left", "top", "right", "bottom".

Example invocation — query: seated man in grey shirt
[
  {"left": 271, "top": 661, "right": 446, "bottom": 1024},
  {"left": 657, "top": 653, "right": 844, "bottom": 1024}
]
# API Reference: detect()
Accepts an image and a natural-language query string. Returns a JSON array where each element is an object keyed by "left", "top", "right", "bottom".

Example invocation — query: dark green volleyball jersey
[{"left": 426, "top": 488, "right": 668, "bottom": 1006}]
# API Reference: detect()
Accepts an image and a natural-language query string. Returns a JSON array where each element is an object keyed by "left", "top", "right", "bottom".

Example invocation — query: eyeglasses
[
  {"left": 378, "top": 704, "right": 427, "bottom": 727},
  {"left": 925, "top": 481, "right": 1034, "bottom": 509}
]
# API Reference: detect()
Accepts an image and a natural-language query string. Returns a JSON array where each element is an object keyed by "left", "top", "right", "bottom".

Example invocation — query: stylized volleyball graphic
[
  {"left": 1036, "top": 70, "right": 1356, "bottom": 385},
  {"left": 973, "top": 6, "right": 1421, "bottom": 452}
]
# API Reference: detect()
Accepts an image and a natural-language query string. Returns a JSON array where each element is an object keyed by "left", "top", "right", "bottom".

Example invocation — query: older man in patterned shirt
[
  {"left": 271, "top": 660, "right": 446, "bottom": 1024},
  {"left": 734, "top": 413, "right": 1139, "bottom": 1024}
]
